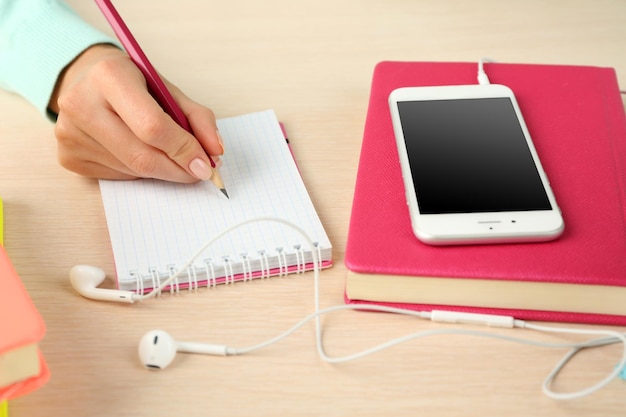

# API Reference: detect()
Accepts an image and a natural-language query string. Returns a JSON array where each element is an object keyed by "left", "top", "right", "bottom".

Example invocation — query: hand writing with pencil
[{"left": 48, "top": 43, "right": 224, "bottom": 183}]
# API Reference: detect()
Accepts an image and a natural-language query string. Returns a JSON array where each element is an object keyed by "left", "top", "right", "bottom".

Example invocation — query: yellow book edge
[
  {"left": 345, "top": 270, "right": 626, "bottom": 317},
  {"left": 1, "top": 198, "right": 7, "bottom": 415}
]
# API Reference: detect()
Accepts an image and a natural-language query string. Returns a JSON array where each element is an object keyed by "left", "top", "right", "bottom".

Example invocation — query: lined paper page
[{"left": 99, "top": 110, "right": 331, "bottom": 288}]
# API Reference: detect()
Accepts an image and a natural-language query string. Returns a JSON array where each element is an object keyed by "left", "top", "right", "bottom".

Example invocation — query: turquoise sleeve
[{"left": 0, "top": 0, "right": 120, "bottom": 118}]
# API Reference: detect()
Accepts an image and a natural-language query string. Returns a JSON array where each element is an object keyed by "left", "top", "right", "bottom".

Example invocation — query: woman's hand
[{"left": 49, "top": 44, "right": 224, "bottom": 183}]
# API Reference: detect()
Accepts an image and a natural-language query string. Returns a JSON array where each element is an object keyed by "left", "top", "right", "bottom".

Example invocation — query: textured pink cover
[{"left": 344, "top": 61, "right": 626, "bottom": 325}]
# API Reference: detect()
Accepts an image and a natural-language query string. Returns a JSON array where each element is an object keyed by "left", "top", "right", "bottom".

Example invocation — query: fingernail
[
  {"left": 189, "top": 158, "right": 213, "bottom": 180},
  {"left": 216, "top": 129, "right": 225, "bottom": 154}
]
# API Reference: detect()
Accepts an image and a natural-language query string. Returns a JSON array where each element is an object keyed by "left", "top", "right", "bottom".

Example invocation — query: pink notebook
[
  {"left": 345, "top": 61, "right": 626, "bottom": 325},
  {"left": 0, "top": 245, "right": 50, "bottom": 401}
]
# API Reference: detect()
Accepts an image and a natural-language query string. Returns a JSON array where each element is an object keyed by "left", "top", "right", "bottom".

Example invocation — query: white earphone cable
[
  {"left": 521, "top": 322, "right": 626, "bottom": 400},
  {"left": 136, "top": 216, "right": 626, "bottom": 400},
  {"left": 477, "top": 57, "right": 495, "bottom": 85}
]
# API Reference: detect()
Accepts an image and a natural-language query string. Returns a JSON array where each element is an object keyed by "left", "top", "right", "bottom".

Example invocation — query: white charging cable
[{"left": 477, "top": 57, "right": 495, "bottom": 85}]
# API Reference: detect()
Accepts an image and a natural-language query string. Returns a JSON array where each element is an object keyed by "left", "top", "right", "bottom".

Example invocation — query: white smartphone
[{"left": 388, "top": 84, "right": 564, "bottom": 245}]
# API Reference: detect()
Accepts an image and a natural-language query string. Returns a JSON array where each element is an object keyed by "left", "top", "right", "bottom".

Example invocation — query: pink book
[
  {"left": 0, "top": 246, "right": 50, "bottom": 401},
  {"left": 344, "top": 61, "right": 626, "bottom": 325}
]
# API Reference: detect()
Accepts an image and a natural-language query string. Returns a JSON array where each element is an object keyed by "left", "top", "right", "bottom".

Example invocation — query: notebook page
[{"left": 99, "top": 110, "right": 331, "bottom": 288}]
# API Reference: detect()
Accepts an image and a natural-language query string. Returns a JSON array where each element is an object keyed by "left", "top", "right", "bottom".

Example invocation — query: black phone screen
[{"left": 396, "top": 97, "right": 552, "bottom": 214}]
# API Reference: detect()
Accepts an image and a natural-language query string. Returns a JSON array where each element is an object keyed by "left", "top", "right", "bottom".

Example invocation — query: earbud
[
  {"left": 138, "top": 330, "right": 231, "bottom": 370},
  {"left": 69, "top": 265, "right": 138, "bottom": 303}
]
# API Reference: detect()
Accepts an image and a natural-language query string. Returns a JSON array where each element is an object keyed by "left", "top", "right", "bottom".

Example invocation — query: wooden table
[{"left": 2, "top": 1, "right": 625, "bottom": 415}]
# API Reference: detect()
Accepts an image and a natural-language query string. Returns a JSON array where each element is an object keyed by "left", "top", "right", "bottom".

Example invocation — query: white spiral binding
[
  {"left": 314, "top": 243, "right": 322, "bottom": 272},
  {"left": 187, "top": 265, "right": 198, "bottom": 291},
  {"left": 241, "top": 253, "right": 253, "bottom": 282},
  {"left": 223, "top": 257, "right": 234, "bottom": 285},
  {"left": 131, "top": 270, "right": 143, "bottom": 296},
  {"left": 147, "top": 268, "right": 154, "bottom": 295},
  {"left": 166, "top": 265, "right": 178, "bottom": 294},
  {"left": 149, "top": 268, "right": 160, "bottom": 297},
  {"left": 203, "top": 259, "right": 216, "bottom": 288},
  {"left": 278, "top": 248, "right": 288, "bottom": 277},
  {"left": 132, "top": 240, "right": 322, "bottom": 294},
  {"left": 258, "top": 250, "right": 270, "bottom": 279},
  {"left": 294, "top": 245, "right": 305, "bottom": 274}
]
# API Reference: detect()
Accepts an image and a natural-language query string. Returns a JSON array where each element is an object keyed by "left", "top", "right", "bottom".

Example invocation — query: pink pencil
[{"left": 95, "top": 0, "right": 228, "bottom": 198}]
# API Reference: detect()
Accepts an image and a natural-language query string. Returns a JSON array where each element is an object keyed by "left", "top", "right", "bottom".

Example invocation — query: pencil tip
[{"left": 221, "top": 188, "right": 229, "bottom": 199}]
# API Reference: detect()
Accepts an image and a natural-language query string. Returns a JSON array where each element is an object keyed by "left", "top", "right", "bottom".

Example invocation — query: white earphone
[
  {"left": 69, "top": 217, "right": 626, "bottom": 400},
  {"left": 138, "top": 330, "right": 232, "bottom": 369},
  {"left": 70, "top": 265, "right": 138, "bottom": 303}
]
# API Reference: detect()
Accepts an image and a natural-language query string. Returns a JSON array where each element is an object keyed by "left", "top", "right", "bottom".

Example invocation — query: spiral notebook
[{"left": 99, "top": 110, "right": 332, "bottom": 293}]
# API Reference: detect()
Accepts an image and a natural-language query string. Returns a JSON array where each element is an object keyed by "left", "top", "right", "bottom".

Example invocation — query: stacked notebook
[
  {"left": 345, "top": 61, "right": 626, "bottom": 325},
  {"left": 0, "top": 198, "right": 50, "bottom": 402}
]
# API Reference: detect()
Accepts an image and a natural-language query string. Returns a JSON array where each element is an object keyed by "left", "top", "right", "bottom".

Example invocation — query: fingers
[
  {"left": 56, "top": 102, "right": 198, "bottom": 183},
  {"left": 55, "top": 112, "right": 136, "bottom": 179},
  {"left": 167, "top": 83, "right": 225, "bottom": 158},
  {"left": 52, "top": 45, "right": 222, "bottom": 183},
  {"left": 98, "top": 62, "right": 217, "bottom": 181}
]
